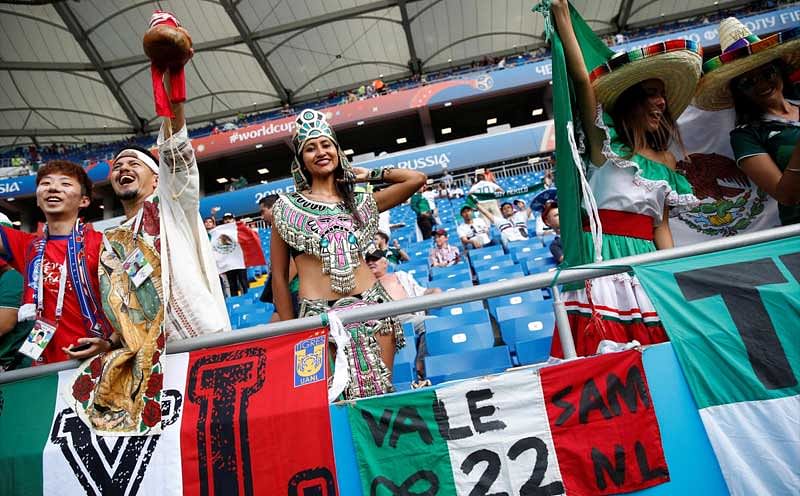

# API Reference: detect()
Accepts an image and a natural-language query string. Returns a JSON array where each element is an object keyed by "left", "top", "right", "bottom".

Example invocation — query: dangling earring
[{"left": 291, "top": 156, "right": 310, "bottom": 191}]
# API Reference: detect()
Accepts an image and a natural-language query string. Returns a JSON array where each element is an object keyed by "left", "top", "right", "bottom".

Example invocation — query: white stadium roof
[{"left": 0, "top": 0, "right": 755, "bottom": 145}]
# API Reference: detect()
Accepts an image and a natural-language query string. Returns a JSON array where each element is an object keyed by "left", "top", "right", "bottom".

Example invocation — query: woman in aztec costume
[
  {"left": 271, "top": 109, "right": 426, "bottom": 399},
  {"left": 694, "top": 17, "right": 800, "bottom": 226},
  {"left": 545, "top": 0, "right": 700, "bottom": 357}
]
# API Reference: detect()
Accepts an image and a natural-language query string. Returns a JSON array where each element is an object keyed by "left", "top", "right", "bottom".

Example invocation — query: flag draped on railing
[{"left": 533, "top": 1, "right": 613, "bottom": 267}]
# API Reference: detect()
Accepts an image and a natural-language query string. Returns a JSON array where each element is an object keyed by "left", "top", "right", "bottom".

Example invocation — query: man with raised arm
[{"left": 66, "top": 12, "right": 229, "bottom": 437}]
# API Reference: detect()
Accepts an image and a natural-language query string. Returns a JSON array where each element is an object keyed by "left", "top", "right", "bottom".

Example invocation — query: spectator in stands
[
  {"left": 373, "top": 78, "right": 386, "bottom": 95},
  {"left": 218, "top": 212, "right": 249, "bottom": 296},
  {"left": 541, "top": 201, "right": 563, "bottom": 264},
  {"left": 475, "top": 201, "right": 529, "bottom": 247},
  {"left": 346, "top": 90, "right": 358, "bottom": 103},
  {"left": 469, "top": 172, "right": 504, "bottom": 218},
  {"left": 410, "top": 184, "right": 436, "bottom": 240},
  {"left": 429, "top": 229, "right": 461, "bottom": 267},
  {"left": 271, "top": 109, "right": 425, "bottom": 399},
  {"left": 695, "top": 17, "right": 800, "bottom": 226},
  {"left": 457, "top": 205, "right": 492, "bottom": 249},
  {"left": 366, "top": 249, "right": 441, "bottom": 377},
  {"left": 0, "top": 252, "right": 33, "bottom": 372},
  {"left": 258, "top": 194, "right": 299, "bottom": 318},
  {"left": 373, "top": 231, "right": 409, "bottom": 264},
  {"left": 549, "top": 0, "right": 700, "bottom": 357},
  {"left": 543, "top": 169, "right": 555, "bottom": 188},
  {"left": 442, "top": 169, "right": 453, "bottom": 189},
  {"left": 204, "top": 216, "right": 216, "bottom": 233},
  {"left": 0, "top": 162, "right": 114, "bottom": 366}
]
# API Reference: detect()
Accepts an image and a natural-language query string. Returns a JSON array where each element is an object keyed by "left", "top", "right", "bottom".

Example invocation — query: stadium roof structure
[{"left": 0, "top": 0, "right": 753, "bottom": 146}]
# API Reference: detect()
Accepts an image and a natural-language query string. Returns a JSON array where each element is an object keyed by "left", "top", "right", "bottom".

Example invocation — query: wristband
[{"left": 367, "top": 167, "right": 395, "bottom": 182}]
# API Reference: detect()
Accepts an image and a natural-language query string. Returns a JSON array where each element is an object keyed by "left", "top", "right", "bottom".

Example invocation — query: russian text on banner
[
  {"left": 633, "top": 237, "right": 800, "bottom": 495},
  {"left": 0, "top": 328, "right": 336, "bottom": 496},
  {"left": 348, "top": 349, "right": 668, "bottom": 495}
]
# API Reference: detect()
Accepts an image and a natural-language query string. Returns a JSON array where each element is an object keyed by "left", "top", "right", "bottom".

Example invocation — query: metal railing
[{"left": 1, "top": 224, "right": 797, "bottom": 385}]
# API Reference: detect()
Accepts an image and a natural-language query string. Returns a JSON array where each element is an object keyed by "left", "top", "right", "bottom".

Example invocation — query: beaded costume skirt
[{"left": 299, "top": 282, "right": 404, "bottom": 400}]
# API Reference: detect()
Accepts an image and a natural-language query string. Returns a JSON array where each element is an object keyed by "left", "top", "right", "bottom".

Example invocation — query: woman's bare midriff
[{"left": 294, "top": 252, "right": 379, "bottom": 300}]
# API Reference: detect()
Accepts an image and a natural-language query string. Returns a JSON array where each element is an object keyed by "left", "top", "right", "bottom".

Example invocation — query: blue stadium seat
[
  {"left": 428, "top": 300, "right": 485, "bottom": 317},
  {"left": 499, "top": 313, "right": 555, "bottom": 354},
  {"left": 425, "top": 346, "right": 512, "bottom": 384},
  {"left": 423, "top": 309, "right": 490, "bottom": 333},
  {"left": 496, "top": 300, "right": 553, "bottom": 323},
  {"left": 394, "top": 328, "right": 418, "bottom": 365},
  {"left": 468, "top": 245, "right": 505, "bottom": 262},
  {"left": 424, "top": 322, "right": 495, "bottom": 356},
  {"left": 515, "top": 337, "right": 553, "bottom": 366},
  {"left": 236, "top": 306, "right": 274, "bottom": 328},
  {"left": 477, "top": 267, "right": 526, "bottom": 284},
  {"left": 487, "top": 290, "right": 545, "bottom": 318},
  {"left": 509, "top": 244, "right": 549, "bottom": 263},
  {"left": 430, "top": 264, "right": 471, "bottom": 281},
  {"left": 523, "top": 256, "right": 557, "bottom": 275},
  {"left": 439, "top": 279, "right": 474, "bottom": 292},
  {"left": 402, "top": 264, "right": 429, "bottom": 281},
  {"left": 471, "top": 255, "right": 515, "bottom": 272}
]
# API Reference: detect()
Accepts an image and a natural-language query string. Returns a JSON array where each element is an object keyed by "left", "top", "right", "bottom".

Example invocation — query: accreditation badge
[{"left": 18, "top": 319, "right": 57, "bottom": 361}]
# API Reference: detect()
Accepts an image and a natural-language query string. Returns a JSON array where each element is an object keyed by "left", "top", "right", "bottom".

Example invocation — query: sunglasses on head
[{"left": 734, "top": 64, "right": 779, "bottom": 92}]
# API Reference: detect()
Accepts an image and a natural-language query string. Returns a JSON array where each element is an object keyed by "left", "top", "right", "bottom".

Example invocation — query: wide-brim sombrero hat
[
  {"left": 590, "top": 39, "right": 703, "bottom": 118},
  {"left": 694, "top": 17, "right": 800, "bottom": 111}
]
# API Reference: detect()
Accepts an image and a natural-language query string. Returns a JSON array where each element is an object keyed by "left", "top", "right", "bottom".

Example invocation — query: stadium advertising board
[{"left": 198, "top": 121, "right": 554, "bottom": 217}]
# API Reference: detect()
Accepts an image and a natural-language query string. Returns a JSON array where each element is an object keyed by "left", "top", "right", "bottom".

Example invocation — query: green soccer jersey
[
  {"left": 0, "top": 268, "right": 33, "bottom": 371},
  {"left": 731, "top": 108, "right": 800, "bottom": 226}
]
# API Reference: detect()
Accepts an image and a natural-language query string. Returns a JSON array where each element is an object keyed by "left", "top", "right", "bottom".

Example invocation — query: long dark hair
[
  {"left": 608, "top": 81, "right": 685, "bottom": 159},
  {"left": 299, "top": 145, "right": 363, "bottom": 228},
  {"left": 730, "top": 61, "right": 793, "bottom": 126}
]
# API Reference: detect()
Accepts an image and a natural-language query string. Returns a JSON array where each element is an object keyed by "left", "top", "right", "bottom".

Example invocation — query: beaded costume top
[{"left": 272, "top": 191, "right": 379, "bottom": 294}]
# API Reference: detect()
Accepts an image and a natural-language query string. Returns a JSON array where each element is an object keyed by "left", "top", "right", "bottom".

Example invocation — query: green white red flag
[
  {"left": 348, "top": 350, "right": 669, "bottom": 495},
  {"left": 633, "top": 237, "right": 800, "bottom": 495}
]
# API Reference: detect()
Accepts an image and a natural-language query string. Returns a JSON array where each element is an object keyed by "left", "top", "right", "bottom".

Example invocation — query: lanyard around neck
[{"left": 36, "top": 222, "right": 74, "bottom": 324}]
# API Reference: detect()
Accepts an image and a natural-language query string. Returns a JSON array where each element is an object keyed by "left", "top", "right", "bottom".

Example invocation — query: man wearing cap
[
  {"left": 457, "top": 205, "right": 492, "bottom": 249},
  {"left": 428, "top": 229, "right": 461, "bottom": 267}
]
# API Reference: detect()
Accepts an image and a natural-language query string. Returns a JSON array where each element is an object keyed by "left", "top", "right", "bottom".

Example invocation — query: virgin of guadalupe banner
[{"left": 0, "top": 329, "right": 337, "bottom": 496}]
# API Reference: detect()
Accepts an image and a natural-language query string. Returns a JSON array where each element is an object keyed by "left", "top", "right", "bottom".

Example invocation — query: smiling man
[
  {"left": 0, "top": 161, "right": 114, "bottom": 365},
  {"left": 103, "top": 71, "right": 230, "bottom": 344}
]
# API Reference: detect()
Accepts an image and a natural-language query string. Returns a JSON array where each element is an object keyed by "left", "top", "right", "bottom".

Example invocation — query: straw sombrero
[
  {"left": 694, "top": 17, "right": 800, "bottom": 110},
  {"left": 590, "top": 39, "right": 703, "bottom": 118}
]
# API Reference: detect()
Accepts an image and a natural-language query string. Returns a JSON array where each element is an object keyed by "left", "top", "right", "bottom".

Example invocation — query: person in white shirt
[
  {"left": 468, "top": 173, "right": 504, "bottom": 218},
  {"left": 475, "top": 201, "right": 529, "bottom": 247},
  {"left": 421, "top": 180, "right": 440, "bottom": 224},
  {"left": 456, "top": 206, "right": 492, "bottom": 249}
]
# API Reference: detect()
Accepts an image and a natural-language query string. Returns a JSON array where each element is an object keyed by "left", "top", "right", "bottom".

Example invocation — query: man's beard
[{"left": 116, "top": 188, "right": 139, "bottom": 201}]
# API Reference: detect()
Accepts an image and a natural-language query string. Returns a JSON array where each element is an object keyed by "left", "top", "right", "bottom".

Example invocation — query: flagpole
[{"left": 551, "top": 285, "right": 576, "bottom": 358}]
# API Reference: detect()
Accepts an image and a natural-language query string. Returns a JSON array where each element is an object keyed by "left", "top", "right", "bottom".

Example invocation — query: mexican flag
[
  {"left": 0, "top": 329, "right": 336, "bottom": 496},
  {"left": 209, "top": 222, "right": 266, "bottom": 273},
  {"left": 348, "top": 350, "right": 669, "bottom": 495},
  {"left": 671, "top": 105, "right": 780, "bottom": 246},
  {"left": 633, "top": 237, "right": 800, "bottom": 495}
]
